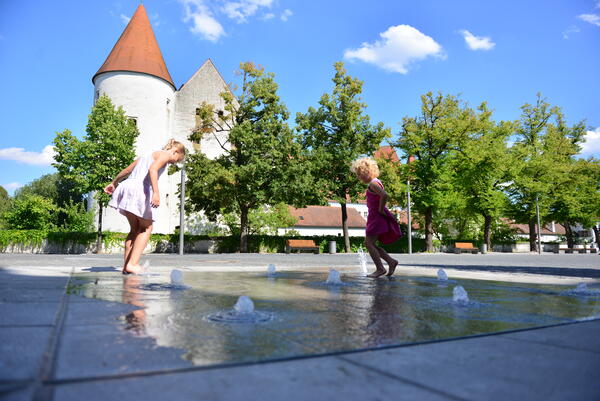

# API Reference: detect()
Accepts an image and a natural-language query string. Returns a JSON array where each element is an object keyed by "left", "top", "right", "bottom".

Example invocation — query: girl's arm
[
  {"left": 103, "top": 158, "right": 139, "bottom": 194},
  {"left": 148, "top": 151, "right": 171, "bottom": 207},
  {"left": 368, "top": 181, "right": 388, "bottom": 215}
]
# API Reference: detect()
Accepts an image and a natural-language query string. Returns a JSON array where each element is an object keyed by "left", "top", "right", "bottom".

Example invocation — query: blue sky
[{"left": 1, "top": 0, "right": 599, "bottom": 194}]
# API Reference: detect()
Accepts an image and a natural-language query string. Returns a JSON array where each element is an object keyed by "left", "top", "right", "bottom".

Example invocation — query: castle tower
[{"left": 93, "top": 4, "right": 177, "bottom": 233}]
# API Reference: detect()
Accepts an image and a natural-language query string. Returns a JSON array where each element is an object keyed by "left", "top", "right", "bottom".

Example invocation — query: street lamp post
[
  {"left": 535, "top": 194, "right": 541, "bottom": 255},
  {"left": 407, "top": 178, "right": 412, "bottom": 254},
  {"left": 179, "top": 163, "right": 186, "bottom": 256},
  {"left": 406, "top": 155, "right": 415, "bottom": 254}
]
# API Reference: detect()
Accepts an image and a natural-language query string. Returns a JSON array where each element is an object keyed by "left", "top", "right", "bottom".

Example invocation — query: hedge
[{"left": 0, "top": 230, "right": 428, "bottom": 253}]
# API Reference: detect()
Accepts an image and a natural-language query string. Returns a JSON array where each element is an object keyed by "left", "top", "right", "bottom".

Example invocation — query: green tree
[
  {"left": 222, "top": 203, "right": 297, "bottom": 235},
  {"left": 4, "top": 194, "right": 57, "bottom": 230},
  {"left": 507, "top": 94, "right": 586, "bottom": 251},
  {"left": 53, "top": 95, "right": 139, "bottom": 250},
  {"left": 14, "top": 173, "right": 86, "bottom": 230},
  {"left": 296, "top": 62, "right": 390, "bottom": 252},
  {"left": 549, "top": 157, "right": 599, "bottom": 248},
  {"left": 187, "top": 62, "right": 313, "bottom": 252},
  {"left": 452, "top": 104, "right": 514, "bottom": 249},
  {"left": 0, "top": 186, "right": 11, "bottom": 229},
  {"left": 395, "top": 92, "right": 479, "bottom": 252}
]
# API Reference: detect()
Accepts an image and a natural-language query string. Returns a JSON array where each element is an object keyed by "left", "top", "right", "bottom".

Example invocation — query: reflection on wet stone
[{"left": 72, "top": 270, "right": 600, "bottom": 366}]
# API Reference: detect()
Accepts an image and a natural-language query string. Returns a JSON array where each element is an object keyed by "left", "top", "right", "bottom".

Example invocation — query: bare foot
[
  {"left": 122, "top": 264, "right": 145, "bottom": 275},
  {"left": 386, "top": 260, "right": 398, "bottom": 277},
  {"left": 367, "top": 269, "right": 387, "bottom": 278}
]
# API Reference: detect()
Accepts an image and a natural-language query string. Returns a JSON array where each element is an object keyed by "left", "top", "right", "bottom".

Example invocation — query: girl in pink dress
[
  {"left": 103, "top": 139, "right": 186, "bottom": 274},
  {"left": 351, "top": 157, "right": 401, "bottom": 278}
]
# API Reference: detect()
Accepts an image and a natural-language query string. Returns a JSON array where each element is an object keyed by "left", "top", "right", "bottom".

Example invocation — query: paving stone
[
  {"left": 0, "top": 385, "right": 34, "bottom": 401},
  {"left": 342, "top": 331, "right": 600, "bottom": 401},
  {"left": 503, "top": 319, "right": 600, "bottom": 353},
  {"left": 0, "top": 303, "right": 60, "bottom": 326},
  {"left": 53, "top": 355, "right": 455, "bottom": 401},
  {"left": 0, "top": 326, "right": 52, "bottom": 380},
  {"left": 65, "top": 298, "right": 138, "bottom": 326},
  {"left": 55, "top": 323, "right": 192, "bottom": 380}
]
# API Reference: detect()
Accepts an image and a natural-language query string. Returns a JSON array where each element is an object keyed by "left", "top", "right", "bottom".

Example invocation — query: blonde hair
[
  {"left": 163, "top": 139, "right": 186, "bottom": 155},
  {"left": 350, "top": 157, "right": 379, "bottom": 179}
]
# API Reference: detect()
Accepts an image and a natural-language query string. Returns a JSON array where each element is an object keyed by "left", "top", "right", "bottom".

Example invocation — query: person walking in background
[
  {"left": 104, "top": 139, "right": 185, "bottom": 274},
  {"left": 351, "top": 157, "right": 401, "bottom": 278}
]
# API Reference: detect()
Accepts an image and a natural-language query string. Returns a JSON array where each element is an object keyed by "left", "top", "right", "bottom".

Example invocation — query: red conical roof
[{"left": 93, "top": 5, "right": 175, "bottom": 89}]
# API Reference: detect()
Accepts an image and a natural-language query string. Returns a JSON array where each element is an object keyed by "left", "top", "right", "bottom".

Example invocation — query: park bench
[
  {"left": 285, "top": 239, "right": 320, "bottom": 254},
  {"left": 453, "top": 242, "right": 479, "bottom": 254}
]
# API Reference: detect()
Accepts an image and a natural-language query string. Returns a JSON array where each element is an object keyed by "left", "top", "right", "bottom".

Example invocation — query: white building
[{"left": 92, "top": 5, "right": 230, "bottom": 233}]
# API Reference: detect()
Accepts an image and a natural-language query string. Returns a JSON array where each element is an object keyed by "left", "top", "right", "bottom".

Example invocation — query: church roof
[{"left": 93, "top": 5, "right": 175, "bottom": 89}]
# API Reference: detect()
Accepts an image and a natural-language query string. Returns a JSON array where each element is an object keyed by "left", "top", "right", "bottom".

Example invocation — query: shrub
[{"left": 4, "top": 195, "right": 57, "bottom": 230}]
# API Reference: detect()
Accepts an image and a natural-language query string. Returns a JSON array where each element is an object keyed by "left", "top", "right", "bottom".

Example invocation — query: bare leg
[
  {"left": 365, "top": 236, "right": 387, "bottom": 278},
  {"left": 124, "top": 217, "right": 153, "bottom": 274},
  {"left": 376, "top": 246, "right": 398, "bottom": 276},
  {"left": 123, "top": 212, "right": 139, "bottom": 273}
]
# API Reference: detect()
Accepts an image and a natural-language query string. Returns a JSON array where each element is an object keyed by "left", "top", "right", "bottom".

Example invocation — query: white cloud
[
  {"left": 262, "top": 13, "right": 275, "bottom": 20},
  {"left": 2, "top": 182, "right": 22, "bottom": 193},
  {"left": 222, "top": 0, "right": 273, "bottom": 23},
  {"left": 580, "top": 127, "right": 600, "bottom": 157},
  {"left": 281, "top": 9, "right": 292, "bottom": 22},
  {"left": 578, "top": 13, "right": 600, "bottom": 26},
  {"left": 344, "top": 25, "right": 445, "bottom": 74},
  {"left": 562, "top": 25, "right": 581, "bottom": 39},
  {"left": 459, "top": 30, "right": 495, "bottom": 50},
  {"left": 120, "top": 14, "right": 131, "bottom": 24},
  {"left": 0, "top": 145, "right": 55, "bottom": 166},
  {"left": 179, "top": 0, "right": 225, "bottom": 42}
]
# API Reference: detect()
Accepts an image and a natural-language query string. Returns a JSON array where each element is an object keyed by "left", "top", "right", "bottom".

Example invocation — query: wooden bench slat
[
  {"left": 454, "top": 242, "right": 478, "bottom": 254},
  {"left": 285, "top": 239, "right": 319, "bottom": 254}
]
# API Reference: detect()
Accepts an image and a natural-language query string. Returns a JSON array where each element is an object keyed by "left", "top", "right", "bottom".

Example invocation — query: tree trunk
[
  {"left": 528, "top": 219, "right": 537, "bottom": 252},
  {"left": 593, "top": 225, "right": 600, "bottom": 248},
  {"left": 564, "top": 222, "right": 574, "bottom": 249},
  {"left": 240, "top": 206, "right": 249, "bottom": 253},
  {"left": 341, "top": 202, "right": 350, "bottom": 253},
  {"left": 483, "top": 214, "right": 492, "bottom": 251},
  {"left": 96, "top": 202, "right": 104, "bottom": 254},
  {"left": 425, "top": 206, "right": 433, "bottom": 252}
]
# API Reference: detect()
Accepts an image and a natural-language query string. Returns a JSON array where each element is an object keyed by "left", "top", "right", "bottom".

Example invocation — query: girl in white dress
[{"left": 104, "top": 139, "right": 185, "bottom": 274}]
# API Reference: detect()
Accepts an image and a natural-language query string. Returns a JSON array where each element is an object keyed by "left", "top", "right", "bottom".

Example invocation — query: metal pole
[
  {"left": 407, "top": 179, "right": 412, "bottom": 254},
  {"left": 179, "top": 164, "right": 186, "bottom": 256},
  {"left": 535, "top": 194, "right": 541, "bottom": 254}
]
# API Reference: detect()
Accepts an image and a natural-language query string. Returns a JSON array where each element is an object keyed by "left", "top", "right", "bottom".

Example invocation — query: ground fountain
[
  {"left": 357, "top": 247, "right": 368, "bottom": 275},
  {"left": 170, "top": 269, "right": 184, "bottom": 286},
  {"left": 437, "top": 268, "right": 448, "bottom": 281},
  {"left": 207, "top": 295, "right": 271, "bottom": 323},
  {"left": 453, "top": 285, "right": 469, "bottom": 304},
  {"left": 267, "top": 264, "right": 276, "bottom": 277},
  {"left": 326, "top": 268, "right": 343, "bottom": 285}
]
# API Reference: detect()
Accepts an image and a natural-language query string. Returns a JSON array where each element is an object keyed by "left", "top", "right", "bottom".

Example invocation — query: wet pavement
[{"left": 1, "top": 253, "right": 600, "bottom": 400}]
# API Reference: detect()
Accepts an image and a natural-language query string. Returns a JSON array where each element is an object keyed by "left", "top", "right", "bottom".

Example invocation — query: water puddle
[{"left": 70, "top": 269, "right": 600, "bottom": 366}]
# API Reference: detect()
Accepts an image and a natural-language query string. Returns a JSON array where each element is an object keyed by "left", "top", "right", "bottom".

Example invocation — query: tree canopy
[
  {"left": 296, "top": 61, "right": 390, "bottom": 252},
  {"left": 186, "top": 62, "right": 314, "bottom": 252}
]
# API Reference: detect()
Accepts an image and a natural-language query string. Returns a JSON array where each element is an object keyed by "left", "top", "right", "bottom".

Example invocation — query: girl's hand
[
  {"left": 151, "top": 192, "right": 160, "bottom": 208},
  {"left": 104, "top": 183, "right": 116, "bottom": 195}
]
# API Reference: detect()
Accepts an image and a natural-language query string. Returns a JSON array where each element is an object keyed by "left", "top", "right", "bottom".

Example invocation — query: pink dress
[
  {"left": 108, "top": 151, "right": 166, "bottom": 221},
  {"left": 365, "top": 178, "right": 402, "bottom": 244}
]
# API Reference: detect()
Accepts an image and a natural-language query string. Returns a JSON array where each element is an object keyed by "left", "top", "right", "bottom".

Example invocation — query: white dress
[{"left": 108, "top": 151, "right": 166, "bottom": 221}]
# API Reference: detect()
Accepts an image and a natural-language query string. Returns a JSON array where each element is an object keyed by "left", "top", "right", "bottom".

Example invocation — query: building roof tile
[{"left": 93, "top": 5, "right": 175, "bottom": 89}]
